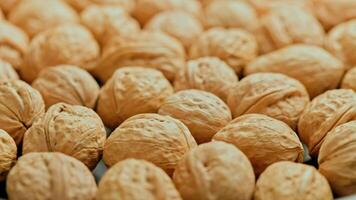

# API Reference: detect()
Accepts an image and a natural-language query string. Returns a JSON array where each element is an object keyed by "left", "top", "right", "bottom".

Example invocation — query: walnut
[
  {"left": 65, "top": 0, "right": 135, "bottom": 12},
  {"left": 318, "top": 121, "right": 356, "bottom": 196},
  {"left": 0, "top": 129, "right": 16, "bottom": 182},
  {"left": 6, "top": 152, "right": 97, "bottom": 200},
  {"left": 0, "top": 0, "right": 19, "bottom": 15},
  {"left": 245, "top": 45, "right": 345, "bottom": 98},
  {"left": 103, "top": 113, "right": 197, "bottom": 175},
  {"left": 189, "top": 28, "right": 258, "bottom": 75},
  {"left": 97, "top": 159, "right": 182, "bottom": 200},
  {"left": 213, "top": 114, "right": 304, "bottom": 175},
  {"left": 32, "top": 65, "right": 100, "bottom": 109},
  {"left": 158, "top": 89, "right": 232, "bottom": 143},
  {"left": 247, "top": 0, "right": 313, "bottom": 15},
  {"left": 254, "top": 161, "right": 333, "bottom": 200},
  {"left": 0, "top": 7, "right": 3, "bottom": 18},
  {"left": 341, "top": 67, "right": 356, "bottom": 91},
  {"left": 0, "top": 60, "right": 19, "bottom": 82},
  {"left": 21, "top": 24, "right": 100, "bottom": 83},
  {"left": 298, "top": 89, "right": 356, "bottom": 157},
  {"left": 22, "top": 103, "right": 106, "bottom": 170},
  {"left": 173, "top": 141, "right": 255, "bottom": 200},
  {"left": 227, "top": 73, "right": 309, "bottom": 130}
]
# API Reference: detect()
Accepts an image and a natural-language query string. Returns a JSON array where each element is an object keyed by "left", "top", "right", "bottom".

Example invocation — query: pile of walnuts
[{"left": 0, "top": 0, "right": 356, "bottom": 199}]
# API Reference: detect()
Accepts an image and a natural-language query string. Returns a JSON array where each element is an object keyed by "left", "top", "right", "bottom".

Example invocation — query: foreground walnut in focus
[
  {"left": 103, "top": 114, "right": 197, "bottom": 175},
  {"left": 342, "top": 67, "right": 356, "bottom": 91},
  {"left": 65, "top": 0, "right": 135, "bottom": 12},
  {"left": 0, "top": 60, "right": 19, "bottom": 81},
  {"left": 173, "top": 142, "right": 255, "bottom": 200},
  {"left": 254, "top": 161, "right": 333, "bottom": 200},
  {"left": 7, "top": 152, "right": 97, "bottom": 200},
  {"left": 0, "top": 129, "right": 16, "bottom": 182},
  {"left": 98, "top": 159, "right": 182, "bottom": 200}
]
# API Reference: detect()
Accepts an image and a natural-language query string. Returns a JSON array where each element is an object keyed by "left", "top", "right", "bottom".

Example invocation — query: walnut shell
[
  {"left": 103, "top": 113, "right": 197, "bottom": 175},
  {"left": 8, "top": 0, "right": 79, "bottom": 37},
  {"left": 97, "top": 67, "right": 174, "bottom": 129},
  {"left": 318, "top": 121, "right": 356, "bottom": 196},
  {"left": 254, "top": 161, "right": 333, "bottom": 200},
  {"left": 341, "top": 67, "right": 356, "bottom": 91},
  {"left": 0, "top": 0, "right": 20, "bottom": 15},
  {"left": 21, "top": 24, "right": 100, "bottom": 83},
  {"left": 173, "top": 141, "right": 255, "bottom": 200},
  {"left": 158, "top": 89, "right": 232, "bottom": 143},
  {"left": 298, "top": 89, "right": 356, "bottom": 157},
  {"left": 98, "top": 159, "right": 182, "bottom": 200},
  {"left": 65, "top": 0, "right": 135, "bottom": 12},
  {"left": 0, "top": 129, "right": 16, "bottom": 182},
  {"left": 22, "top": 103, "right": 106, "bottom": 169},
  {"left": 245, "top": 45, "right": 345, "bottom": 98},
  {"left": 32, "top": 65, "right": 100, "bottom": 109},
  {"left": 0, "top": 80, "right": 45, "bottom": 145},
  {"left": 6, "top": 152, "right": 97, "bottom": 200},
  {"left": 0, "top": 60, "right": 19, "bottom": 82},
  {"left": 213, "top": 114, "right": 304, "bottom": 175},
  {"left": 227, "top": 73, "right": 309, "bottom": 130}
]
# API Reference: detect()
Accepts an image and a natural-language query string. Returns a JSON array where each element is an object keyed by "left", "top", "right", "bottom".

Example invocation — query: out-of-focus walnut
[
  {"left": 65, "top": 0, "right": 135, "bottom": 12},
  {"left": 103, "top": 113, "right": 197, "bottom": 175},
  {"left": 213, "top": 114, "right": 304, "bottom": 175},
  {"left": 98, "top": 159, "right": 182, "bottom": 200},
  {"left": 245, "top": 45, "right": 345, "bottom": 98},
  {"left": 298, "top": 89, "right": 356, "bottom": 157},
  {"left": 227, "top": 73, "right": 309, "bottom": 130},
  {"left": 0, "top": 129, "right": 16, "bottom": 182},
  {"left": 21, "top": 24, "right": 100, "bottom": 83},
  {"left": 32, "top": 65, "right": 100, "bottom": 109},
  {"left": 91, "top": 31, "right": 185, "bottom": 82},
  {"left": 173, "top": 141, "right": 255, "bottom": 200},
  {"left": 254, "top": 161, "right": 333, "bottom": 200},
  {"left": 8, "top": 0, "right": 79, "bottom": 37},
  {"left": 97, "top": 67, "right": 174, "bottom": 129},
  {"left": 189, "top": 28, "right": 258, "bottom": 75},
  {"left": 22, "top": 103, "right": 106, "bottom": 170},
  {"left": 0, "top": 60, "right": 19, "bottom": 81},
  {"left": 158, "top": 89, "right": 232, "bottom": 143},
  {"left": 7, "top": 152, "right": 97, "bottom": 200},
  {"left": 145, "top": 11, "right": 203, "bottom": 50},
  {"left": 342, "top": 67, "right": 356, "bottom": 91},
  {"left": 0, "top": 7, "right": 3, "bottom": 18},
  {"left": 318, "top": 121, "right": 356, "bottom": 196},
  {"left": 0, "top": 0, "right": 20, "bottom": 15},
  {"left": 247, "top": 0, "right": 313, "bottom": 15},
  {"left": 81, "top": 5, "right": 140, "bottom": 47}
]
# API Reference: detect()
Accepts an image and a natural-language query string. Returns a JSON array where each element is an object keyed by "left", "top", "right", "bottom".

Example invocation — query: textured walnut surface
[
  {"left": 0, "top": 129, "right": 16, "bottom": 182},
  {"left": 65, "top": 0, "right": 135, "bottom": 12},
  {"left": 247, "top": 0, "right": 313, "bottom": 15},
  {"left": 342, "top": 67, "right": 356, "bottom": 91},
  {"left": 0, "top": 60, "right": 18, "bottom": 82}
]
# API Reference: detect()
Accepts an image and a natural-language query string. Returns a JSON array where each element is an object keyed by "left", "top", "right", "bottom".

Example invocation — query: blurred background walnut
[
  {"left": 0, "top": 0, "right": 20, "bottom": 15},
  {"left": 247, "top": 0, "right": 313, "bottom": 15},
  {"left": 0, "top": 129, "right": 16, "bottom": 182},
  {"left": 0, "top": 60, "right": 19, "bottom": 82},
  {"left": 341, "top": 67, "right": 356, "bottom": 91},
  {"left": 65, "top": 0, "right": 135, "bottom": 13},
  {"left": 0, "top": 7, "right": 3, "bottom": 19}
]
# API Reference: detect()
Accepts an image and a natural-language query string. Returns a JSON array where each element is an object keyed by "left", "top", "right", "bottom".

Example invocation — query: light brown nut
[
  {"left": 0, "top": 60, "right": 19, "bottom": 82},
  {"left": 254, "top": 161, "right": 333, "bottom": 200},
  {"left": 213, "top": 114, "right": 304, "bottom": 175},
  {"left": 0, "top": 129, "right": 16, "bottom": 182},
  {"left": 32, "top": 65, "right": 100, "bottom": 109},
  {"left": 247, "top": 0, "right": 313, "bottom": 15},
  {"left": 22, "top": 103, "right": 106, "bottom": 170},
  {"left": 0, "top": 0, "right": 20, "bottom": 15},
  {"left": 103, "top": 113, "right": 197, "bottom": 175},
  {"left": 158, "top": 89, "right": 232, "bottom": 143},
  {"left": 92, "top": 31, "right": 185, "bottom": 82},
  {"left": 21, "top": 24, "right": 100, "bottom": 83},
  {"left": 0, "top": 7, "right": 3, "bottom": 19},
  {"left": 227, "top": 73, "right": 309, "bottom": 130},
  {"left": 6, "top": 152, "right": 97, "bottom": 200},
  {"left": 98, "top": 159, "right": 182, "bottom": 200},
  {"left": 173, "top": 141, "right": 255, "bottom": 200},
  {"left": 65, "top": 0, "right": 136, "bottom": 12},
  {"left": 318, "top": 121, "right": 356, "bottom": 196},
  {"left": 0, "top": 80, "right": 45, "bottom": 145},
  {"left": 298, "top": 89, "right": 356, "bottom": 157},
  {"left": 342, "top": 67, "right": 356, "bottom": 91},
  {"left": 245, "top": 45, "right": 345, "bottom": 98}
]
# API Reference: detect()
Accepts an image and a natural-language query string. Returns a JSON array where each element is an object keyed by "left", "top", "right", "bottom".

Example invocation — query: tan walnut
[
  {"left": 103, "top": 113, "right": 197, "bottom": 175},
  {"left": 0, "top": 129, "right": 17, "bottom": 182},
  {"left": 65, "top": 0, "right": 135, "bottom": 12},
  {"left": 247, "top": 0, "right": 313, "bottom": 15},
  {"left": 97, "top": 159, "right": 182, "bottom": 200},
  {"left": 213, "top": 114, "right": 304, "bottom": 175},
  {"left": 173, "top": 141, "right": 255, "bottom": 200},
  {"left": 6, "top": 152, "right": 97, "bottom": 200},
  {"left": 0, "top": 60, "right": 19, "bottom": 82},
  {"left": 22, "top": 103, "right": 106, "bottom": 170},
  {"left": 0, "top": 0, "right": 20, "bottom": 15},
  {"left": 341, "top": 67, "right": 356, "bottom": 91}
]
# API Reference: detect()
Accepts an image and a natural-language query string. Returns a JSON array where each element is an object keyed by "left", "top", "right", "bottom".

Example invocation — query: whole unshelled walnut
[
  {"left": 318, "top": 121, "right": 356, "bottom": 196},
  {"left": 8, "top": 0, "right": 79, "bottom": 38},
  {"left": 173, "top": 141, "right": 255, "bottom": 200},
  {"left": 21, "top": 24, "right": 100, "bottom": 83},
  {"left": 103, "top": 113, "right": 197, "bottom": 175},
  {"left": 32, "top": 65, "right": 100, "bottom": 109},
  {"left": 245, "top": 45, "right": 345, "bottom": 98},
  {"left": 341, "top": 67, "right": 356, "bottom": 91},
  {"left": 254, "top": 161, "right": 333, "bottom": 200},
  {"left": 97, "top": 67, "right": 174, "bottom": 129},
  {"left": 158, "top": 89, "right": 232, "bottom": 143},
  {"left": 298, "top": 89, "right": 356, "bottom": 157},
  {"left": 0, "top": 60, "right": 19, "bottom": 82},
  {"left": 65, "top": 0, "right": 135, "bottom": 12},
  {"left": 97, "top": 159, "right": 182, "bottom": 200},
  {"left": 0, "top": 80, "right": 45, "bottom": 145},
  {"left": 0, "top": 0, "right": 19, "bottom": 15},
  {"left": 189, "top": 28, "right": 258, "bottom": 75},
  {"left": 213, "top": 114, "right": 304, "bottom": 175},
  {"left": 0, "top": 129, "right": 16, "bottom": 182},
  {"left": 22, "top": 103, "right": 106, "bottom": 170},
  {"left": 227, "top": 73, "right": 309, "bottom": 130},
  {"left": 7, "top": 152, "right": 97, "bottom": 200}
]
